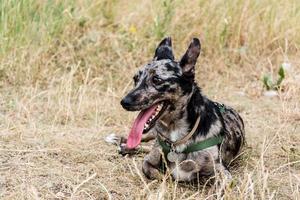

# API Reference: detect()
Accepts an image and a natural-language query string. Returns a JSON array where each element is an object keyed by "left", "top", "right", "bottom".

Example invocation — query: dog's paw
[
  {"left": 142, "top": 161, "right": 162, "bottom": 180},
  {"left": 118, "top": 143, "right": 139, "bottom": 156},
  {"left": 104, "top": 133, "right": 120, "bottom": 145},
  {"left": 105, "top": 134, "right": 127, "bottom": 145},
  {"left": 179, "top": 160, "right": 197, "bottom": 172},
  {"left": 213, "top": 167, "right": 233, "bottom": 196},
  {"left": 118, "top": 143, "right": 127, "bottom": 155},
  {"left": 223, "top": 169, "right": 232, "bottom": 182}
]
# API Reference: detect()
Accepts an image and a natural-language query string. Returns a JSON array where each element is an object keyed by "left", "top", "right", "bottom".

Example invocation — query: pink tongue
[{"left": 126, "top": 105, "right": 157, "bottom": 149}]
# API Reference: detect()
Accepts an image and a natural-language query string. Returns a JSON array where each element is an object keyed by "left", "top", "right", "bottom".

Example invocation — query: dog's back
[{"left": 214, "top": 102, "right": 245, "bottom": 165}]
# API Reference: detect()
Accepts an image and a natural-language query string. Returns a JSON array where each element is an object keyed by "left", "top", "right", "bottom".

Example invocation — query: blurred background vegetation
[{"left": 0, "top": 0, "right": 299, "bottom": 88}]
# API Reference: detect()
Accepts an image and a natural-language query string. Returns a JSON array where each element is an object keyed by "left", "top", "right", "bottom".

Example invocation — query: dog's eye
[
  {"left": 152, "top": 76, "right": 164, "bottom": 85},
  {"left": 133, "top": 75, "right": 139, "bottom": 85}
]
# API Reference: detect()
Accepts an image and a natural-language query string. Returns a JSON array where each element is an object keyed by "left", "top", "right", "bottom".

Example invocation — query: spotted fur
[{"left": 121, "top": 37, "right": 245, "bottom": 182}]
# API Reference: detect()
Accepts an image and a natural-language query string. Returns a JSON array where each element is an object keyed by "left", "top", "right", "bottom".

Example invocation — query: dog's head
[{"left": 121, "top": 37, "right": 201, "bottom": 148}]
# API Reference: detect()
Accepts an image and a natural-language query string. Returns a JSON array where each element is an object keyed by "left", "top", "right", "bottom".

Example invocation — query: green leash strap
[
  {"left": 158, "top": 136, "right": 171, "bottom": 156},
  {"left": 182, "top": 135, "right": 223, "bottom": 153},
  {"left": 158, "top": 135, "right": 223, "bottom": 155},
  {"left": 214, "top": 102, "right": 226, "bottom": 114}
]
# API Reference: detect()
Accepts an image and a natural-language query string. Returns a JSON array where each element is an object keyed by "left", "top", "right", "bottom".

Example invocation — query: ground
[{"left": 0, "top": 0, "right": 300, "bottom": 199}]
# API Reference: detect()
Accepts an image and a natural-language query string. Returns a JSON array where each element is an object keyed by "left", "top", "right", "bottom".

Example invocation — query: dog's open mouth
[
  {"left": 143, "top": 102, "right": 168, "bottom": 133},
  {"left": 126, "top": 101, "right": 167, "bottom": 149}
]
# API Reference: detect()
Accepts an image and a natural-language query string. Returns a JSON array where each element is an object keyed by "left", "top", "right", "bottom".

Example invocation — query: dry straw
[{"left": 0, "top": 0, "right": 299, "bottom": 199}]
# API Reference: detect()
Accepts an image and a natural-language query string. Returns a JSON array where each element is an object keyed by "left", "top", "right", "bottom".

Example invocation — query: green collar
[{"left": 158, "top": 135, "right": 223, "bottom": 155}]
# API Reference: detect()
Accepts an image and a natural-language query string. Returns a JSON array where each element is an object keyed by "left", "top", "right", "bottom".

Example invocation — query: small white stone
[
  {"left": 263, "top": 90, "right": 278, "bottom": 97},
  {"left": 235, "top": 91, "right": 246, "bottom": 96},
  {"left": 56, "top": 192, "right": 65, "bottom": 198},
  {"left": 282, "top": 62, "right": 291, "bottom": 71}
]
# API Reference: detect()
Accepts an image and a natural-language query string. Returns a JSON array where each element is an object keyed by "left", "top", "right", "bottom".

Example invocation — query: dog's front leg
[
  {"left": 215, "top": 162, "right": 232, "bottom": 181},
  {"left": 105, "top": 133, "right": 156, "bottom": 155},
  {"left": 142, "top": 147, "right": 162, "bottom": 180},
  {"left": 118, "top": 132, "right": 156, "bottom": 155},
  {"left": 211, "top": 162, "right": 233, "bottom": 198}
]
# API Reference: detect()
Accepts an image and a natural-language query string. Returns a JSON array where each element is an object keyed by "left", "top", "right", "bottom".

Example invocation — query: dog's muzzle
[{"left": 120, "top": 96, "right": 133, "bottom": 110}]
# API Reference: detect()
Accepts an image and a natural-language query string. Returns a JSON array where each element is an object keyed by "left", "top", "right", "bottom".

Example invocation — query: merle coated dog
[{"left": 119, "top": 37, "right": 245, "bottom": 182}]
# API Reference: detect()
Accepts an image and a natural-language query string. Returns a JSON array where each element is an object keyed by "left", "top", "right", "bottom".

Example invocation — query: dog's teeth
[{"left": 144, "top": 103, "right": 165, "bottom": 130}]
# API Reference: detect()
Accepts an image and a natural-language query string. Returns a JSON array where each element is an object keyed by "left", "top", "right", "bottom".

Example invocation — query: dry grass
[{"left": 0, "top": 0, "right": 300, "bottom": 199}]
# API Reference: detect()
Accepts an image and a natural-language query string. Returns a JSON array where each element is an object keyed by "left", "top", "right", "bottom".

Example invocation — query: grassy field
[{"left": 0, "top": 0, "right": 300, "bottom": 199}]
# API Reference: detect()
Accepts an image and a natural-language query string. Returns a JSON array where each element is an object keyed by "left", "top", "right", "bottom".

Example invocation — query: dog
[{"left": 117, "top": 37, "right": 245, "bottom": 182}]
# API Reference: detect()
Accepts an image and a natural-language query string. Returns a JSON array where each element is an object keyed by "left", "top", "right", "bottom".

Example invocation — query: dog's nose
[{"left": 120, "top": 96, "right": 133, "bottom": 109}]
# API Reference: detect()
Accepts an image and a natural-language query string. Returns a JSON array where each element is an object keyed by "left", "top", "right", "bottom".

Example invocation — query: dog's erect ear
[
  {"left": 153, "top": 37, "right": 174, "bottom": 61},
  {"left": 179, "top": 38, "right": 201, "bottom": 79}
]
